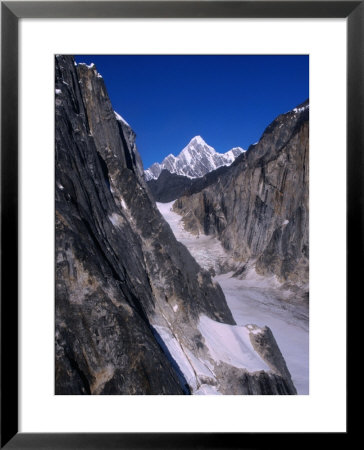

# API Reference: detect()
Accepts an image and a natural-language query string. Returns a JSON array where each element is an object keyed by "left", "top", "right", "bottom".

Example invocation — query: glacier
[{"left": 157, "top": 201, "right": 309, "bottom": 394}]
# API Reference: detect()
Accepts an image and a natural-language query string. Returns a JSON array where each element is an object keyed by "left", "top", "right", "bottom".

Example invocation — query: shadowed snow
[
  {"left": 198, "top": 315, "right": 269, "bottom": 372},
  {"left": 153, "top": 324, "right": 218, "bottom": 393}
]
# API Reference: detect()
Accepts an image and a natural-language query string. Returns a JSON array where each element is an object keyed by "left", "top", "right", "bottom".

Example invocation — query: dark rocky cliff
[
  {"left": 55, "top": 55, "right": 297, "bottom": 395},
  {"left": 55, "top": 56, "right": 235, "bottom": 394},
  {"left": 146, "top": 163, "right": 233, "bottom": 203},
  {"left": 146, "top": 170, "right": 193, "bottom": 202},
  {"left": 174, "top": 102, "right": 309, "bottom": 295}
]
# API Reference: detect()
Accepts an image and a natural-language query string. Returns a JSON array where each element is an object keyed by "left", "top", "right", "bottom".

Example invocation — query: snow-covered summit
[
  {"left": 190, "top": 135, "right": 207, "bottom": 145},
  {"left": 145, "top": 136, "right": 245, "bottom": 181}
]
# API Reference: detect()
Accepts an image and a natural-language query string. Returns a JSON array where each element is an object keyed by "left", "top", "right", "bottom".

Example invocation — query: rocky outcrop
[
  {"left": 55, "top": 55, "right": 297, "bottom": 395},
  {"left": 147, "top": 162, "right": 233, "bottom": 204},
  {"left": 248, "top": 325, "right": 296, "bottom": 392},
  {"left": 147, "top": 170, "right": 193, "bottom": 202},
  {"left": 173, "top": 102, "right": 309, "bottom": 294}
]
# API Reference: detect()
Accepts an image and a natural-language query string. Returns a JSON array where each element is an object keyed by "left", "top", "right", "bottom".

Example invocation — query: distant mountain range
[{"left": 144, "top": 136, "right": 244, "bottom": 181}]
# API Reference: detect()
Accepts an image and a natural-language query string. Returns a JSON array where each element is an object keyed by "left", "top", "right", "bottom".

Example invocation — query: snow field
[
  {"left": 215, "top": 272, "right": 309, "bottom": 394},
  {"left": 198, "top": 315, "right": 269, "bottom": 372},
  {"left": 157, "top": 202, "right": 230, "bottom": 274},
  {"left": 158, "top": 201, "right": 309, "bottom": 394}
]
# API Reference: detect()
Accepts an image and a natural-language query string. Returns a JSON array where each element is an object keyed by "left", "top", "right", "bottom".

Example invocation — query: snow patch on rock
[
  {"left": 114, "top": 110, "right": 130, "bottom": 127},
  {"left": 153, "top": 324, "right": 218, "bottom": 393},
  {"left": 108, "top": 213, "right": 124, "bottom": 228},
  {"left": 198, "top": 315, "right": 270, "bottom": 372}
]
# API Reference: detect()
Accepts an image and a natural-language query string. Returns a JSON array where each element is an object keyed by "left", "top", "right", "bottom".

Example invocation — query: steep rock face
[
  {"left": 55, "top": 56, "right": 235, "bottom": 394},
  {"left": 145, "top": 135, "right": 244, "bottom": 180},
  {"left": 173, "top": 102, "right": 309, "bottom": 293},
  {"left": 55, "top": 58, "right": 184, "bottom": 394},
  {"left": 55, "top": 55, "right": 297, "bottom": 395}
]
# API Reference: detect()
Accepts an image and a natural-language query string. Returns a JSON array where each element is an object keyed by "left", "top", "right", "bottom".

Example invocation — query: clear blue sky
[{"left": 74, "top": 55, "right": 309, "bottom": 168}]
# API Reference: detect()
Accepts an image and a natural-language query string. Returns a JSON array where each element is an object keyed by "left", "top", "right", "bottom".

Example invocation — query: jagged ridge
[{"left": 145, "top": 135, "right": 244, "bottom": 180}]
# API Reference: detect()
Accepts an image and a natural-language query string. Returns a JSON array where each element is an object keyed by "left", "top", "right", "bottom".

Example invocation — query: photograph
[
  {"left": 1, "top": 0, "right": 356, "bottom": 445},
  {"left": 55, "top": 54, "right": 309, "bottom": 395}
]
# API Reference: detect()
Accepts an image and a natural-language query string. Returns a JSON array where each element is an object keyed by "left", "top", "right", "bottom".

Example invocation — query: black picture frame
[{"left": 1, "top": 1, "right": 358, "bottom": 448}]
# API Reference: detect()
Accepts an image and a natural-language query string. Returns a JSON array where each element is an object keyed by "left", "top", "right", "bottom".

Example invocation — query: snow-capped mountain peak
[
  {"left": 187, "top": 135, "right": 212, "bottom": 149},
  {"left": 145, "top": 137, "right": 245, "bottom": 181},
  {"left": 190, "top": 135, "right": 205, "bottom": 145}
]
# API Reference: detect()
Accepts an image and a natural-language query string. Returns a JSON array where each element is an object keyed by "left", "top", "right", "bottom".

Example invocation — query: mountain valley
[{"left": 55, "top": 55, "right": 308, "bottom": 395}]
